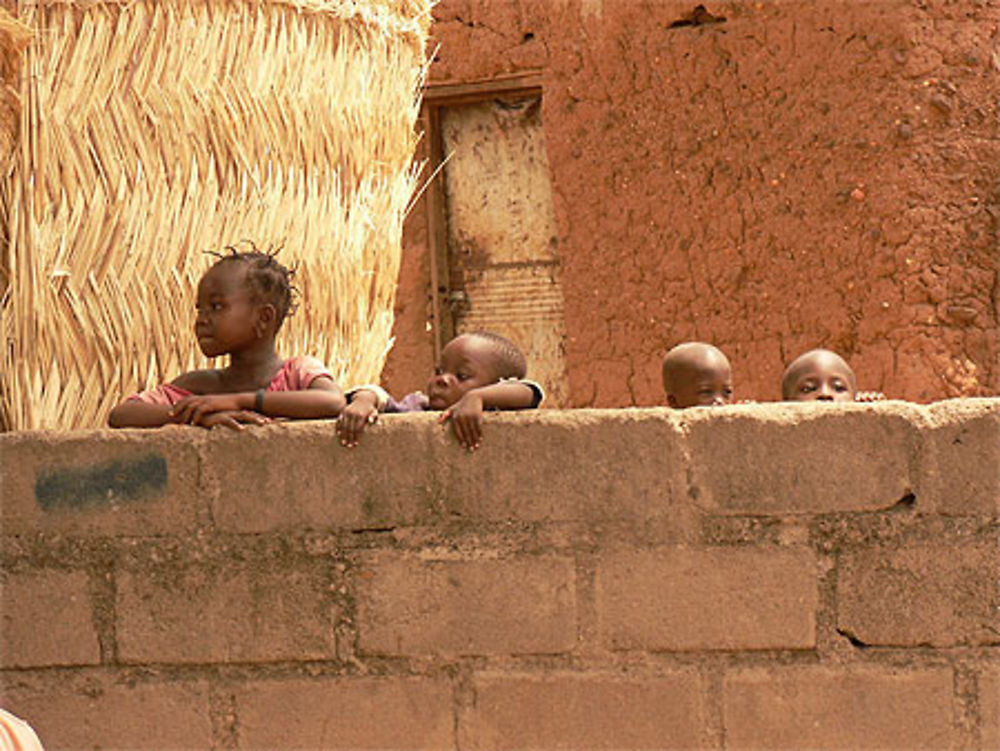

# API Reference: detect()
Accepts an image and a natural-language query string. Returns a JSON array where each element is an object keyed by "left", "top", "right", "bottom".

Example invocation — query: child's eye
[
  {"left": 433, "top": 366, "right": 443, "bottom": 376},
  {"left": 457, "top": 372, "right": 470, "bottom": 381},
  {"left": 800, "top": 383, "right": 816, "bottom": 393},
  {"left": 834, "top": 382, "right": 848, "bottom": 392}
]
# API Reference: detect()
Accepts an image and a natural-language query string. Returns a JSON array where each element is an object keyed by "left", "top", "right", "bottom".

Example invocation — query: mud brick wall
[
  {"left": 385, "top": 0, "right": 1000, "bottom": 405},
  {"left": 1, "top": 400, "right": 998, "bottom": 749}
]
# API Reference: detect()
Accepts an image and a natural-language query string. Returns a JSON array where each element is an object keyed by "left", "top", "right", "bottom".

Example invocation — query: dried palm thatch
[
  {"left": 1, "top": 0, "right": 430, "bottom": 430},
  {"left": 0, "top": 8, "right": 31, "bottom": 301}
]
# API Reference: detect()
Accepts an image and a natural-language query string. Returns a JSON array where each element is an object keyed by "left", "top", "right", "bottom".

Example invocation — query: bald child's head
[
  {"left": 662, "top": 342, "right": 733, "bottom": 408},
  {"left": 782, "top": 349, "right": 857, "bottom": 402}
]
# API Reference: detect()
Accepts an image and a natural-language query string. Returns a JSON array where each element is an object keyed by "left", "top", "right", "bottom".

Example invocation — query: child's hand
[
  {"left": 440, "top": 392, "right": 484, "bottom": 450},
  {"left": 855, "top": 391, "right": 887, "bottom": 402},
  {"left": 337, "top": 390, "right": 379, "bottom": 447},
  {"left": 171, "top": 394, "right": 244, "bottom": 424},
  {"left": 199, "top": 410, "right": 271, "bottom": 430}
]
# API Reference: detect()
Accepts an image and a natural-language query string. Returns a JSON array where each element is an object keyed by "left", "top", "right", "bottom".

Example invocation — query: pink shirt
[{"left": 127, "top": 356, "right": 333, "bottom": 406}]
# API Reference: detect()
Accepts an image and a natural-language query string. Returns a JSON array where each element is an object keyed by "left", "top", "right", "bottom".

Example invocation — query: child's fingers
[
  {"left": 450, "top": 416, "right": 469, "bottom": 448},
  {"left": 182, "top": 402, "right": 203, "bottom": 424},
  {"left": 236, "top": 410, "right": 269, "bottom": 425},
  {"left": 438, "top": 408, "right": 453, "bottom": 425},
  {"left": 173, "top": 398, "right": 207, "bottom": 424},
  {"left": 468, "top": 417, "right": 482, "bottom": 448},
  {"left": 465, "top": 416, "right": 482, "bottom": 450},
  {"left": 205, "top": 413, "right": 242, "bottom": 430},
  {"left": 337, "top": 409, "right": 374, "bottom": 447},
  {"left": 452, "top": 415, "right": 480, "bottom": 451},
  {"left": 856, "top": 391, "right": 887, "bottom": 402},
  {"left": 338, "top": 416, "right": 357, "bottom": 446},
  {"left": 454, "top": 415, "right": 479, "bottom": 449},
  {"left": 192, "top": 404, "right": 213, "bottom": 425}
]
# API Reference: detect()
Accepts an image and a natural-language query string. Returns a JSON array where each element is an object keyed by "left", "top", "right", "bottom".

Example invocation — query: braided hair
[{"left": 209, "top": 242, "right": 297, "bottom": 327}]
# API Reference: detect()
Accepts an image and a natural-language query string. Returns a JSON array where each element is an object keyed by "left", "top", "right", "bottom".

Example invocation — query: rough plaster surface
[
  {"left": 0, "top": 400, "right": 997, "bottom": 748},
  {"left": 385, "top": 0, "right": 999, "bottom": 406}
]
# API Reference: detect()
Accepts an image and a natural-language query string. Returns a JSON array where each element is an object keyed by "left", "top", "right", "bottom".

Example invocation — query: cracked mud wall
[{"left": 384, "top": 0, "right": 999, "bottom": 406}]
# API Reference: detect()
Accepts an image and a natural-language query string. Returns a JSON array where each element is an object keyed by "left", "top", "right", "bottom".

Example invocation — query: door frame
[{"left": 419, "top": 70, "right": 543, "bottom": 360}]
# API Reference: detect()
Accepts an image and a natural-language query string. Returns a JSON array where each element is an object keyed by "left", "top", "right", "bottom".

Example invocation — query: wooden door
[{"left": 429, "top": 87, "right": 569, "bottom": 406}]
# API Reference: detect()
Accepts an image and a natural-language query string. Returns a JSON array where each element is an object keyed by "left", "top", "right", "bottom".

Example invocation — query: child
[
  {"left": 108, "top": 247, "right": 345, "bottom": 429},
  {"left": 661, "top": 342, "right": 734, "bottom": 408},
  {"left": 781, "top": 348, "right": 884, "bottom": 402},
  {"left": 781, "top": 349, "right": 854, "bottom": 402},
  {"left": 337, "top": 331, "right": 542, "bottom": 450}
]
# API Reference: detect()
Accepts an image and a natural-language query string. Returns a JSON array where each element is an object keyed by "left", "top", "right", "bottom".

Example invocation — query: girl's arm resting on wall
[
  {"left": 256, "top": 376, "right": 347, "bottom": 419},
  {"left": 171, "top": 377, "right": 346, "bottom": 424},
  {"left": 256, "top": 377, "right": 346, "bottom": 418},
  {"left": 108, "top": 401, "right": 177, "bottom": 428}
]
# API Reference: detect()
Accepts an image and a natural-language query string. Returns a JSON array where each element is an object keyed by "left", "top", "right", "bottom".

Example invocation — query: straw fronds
[
  {"left": 0, "top": 7, "right": 31, "bottom": 302},
  {"left": 0, "top": 8, "right": 31, "bottom": 174},
  {"left": 1, "top": 0, "right": 430, "bottom": 430}
]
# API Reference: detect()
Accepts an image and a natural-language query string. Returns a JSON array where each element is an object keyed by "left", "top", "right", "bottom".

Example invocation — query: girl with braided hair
[{"left": 108, "top": 246, "right": 345, "bottom": 429}]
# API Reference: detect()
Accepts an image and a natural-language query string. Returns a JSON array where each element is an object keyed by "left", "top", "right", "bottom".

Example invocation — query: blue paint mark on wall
[{"left": 35, "top": 454, "right": 168, "bottom": 511}]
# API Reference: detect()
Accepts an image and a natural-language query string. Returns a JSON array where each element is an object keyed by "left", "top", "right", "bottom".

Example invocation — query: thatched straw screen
[{"left": 0, "top": 0, "right": 430, "bottom": 430}]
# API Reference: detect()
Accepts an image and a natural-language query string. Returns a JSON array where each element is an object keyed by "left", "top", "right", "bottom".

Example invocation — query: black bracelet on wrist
[{"left": 254, "top": 388, "right": 266, "bottom": 413}]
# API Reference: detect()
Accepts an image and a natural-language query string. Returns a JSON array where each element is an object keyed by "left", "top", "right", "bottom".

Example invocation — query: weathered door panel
[{"left": 440, "top": 97, "right": 569, "bottom": 406}]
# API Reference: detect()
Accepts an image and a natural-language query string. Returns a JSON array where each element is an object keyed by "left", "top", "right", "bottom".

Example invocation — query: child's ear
[{"left": 256, "top": 303, "right": 277, "bottom": 335}]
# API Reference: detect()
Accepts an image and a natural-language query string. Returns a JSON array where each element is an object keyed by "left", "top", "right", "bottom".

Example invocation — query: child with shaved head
[
  {"left": 782, "top": 349, "right": 855, "bottom": 402},
  {"left": 338, "top": 331, "right": 543, "bottom": 450},
  {"left": 782, "top": 348, "right": 884, "bottom": 402},
  {"left": 662, "top": 342, "right": 734, "bottom": 408}
]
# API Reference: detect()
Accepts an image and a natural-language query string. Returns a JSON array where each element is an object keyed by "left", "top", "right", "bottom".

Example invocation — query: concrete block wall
[{"left": 1, "top": 400, "right": 997, "bottom": 749}]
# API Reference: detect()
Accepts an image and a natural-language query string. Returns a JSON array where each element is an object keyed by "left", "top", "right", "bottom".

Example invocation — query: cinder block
[
  {"left": 357, "top": 552, "right": 576, "bottom": 656},
  {"left": 433, "top": 410, "right": 692, "bottom": 525},
  {"left": 923, "top": 399, "right": 999, "bottom": 514},
  {"left": 724, "top": 667, "right": 955, "bottom": 749},
  {"left": 459, "top": 672, "right": 707, "bottom": 749},
  {"left": 0, "top": 675, "right": 212, "bottom": 749},
  {"left": 116, "top": 561, "right": 335, "bottom": 663},
  {"left": 597, "top": 547, "right": 817, "bottom": 651},
  {"left": 0, "top": 429, "right": 207, "bottom": 536},
  {"left": 837, "top": 542, "right": 999, "bottom": 647},
  {"left": 234, "top": 677, "right": 453, "bottom": 749},
  {"left": 205, "top": 419, "right": 436, "bottom": 533},
  {"left": 981, "top": 666, "right": 999, "bottom": 750},
  {"left": 0, "top": 569, "right": 100, "bottom": 667},
  {"left": 685, "top": 403, "right": 922, "bottom": 514}
]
